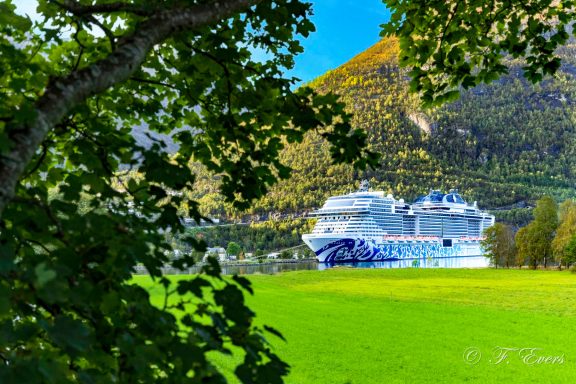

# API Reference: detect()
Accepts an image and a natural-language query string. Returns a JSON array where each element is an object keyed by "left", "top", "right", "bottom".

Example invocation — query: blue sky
[
  {"left": 13, "top": 0, "right": 390, "bottom": 84},
  {"left": 288, "top": 0, "right": 390, "bottom": 84}
]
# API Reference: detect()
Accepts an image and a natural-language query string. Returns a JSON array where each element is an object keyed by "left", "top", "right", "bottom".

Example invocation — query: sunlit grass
[{"left": 136, "top": 269, "right": 576, "bottom": 383}]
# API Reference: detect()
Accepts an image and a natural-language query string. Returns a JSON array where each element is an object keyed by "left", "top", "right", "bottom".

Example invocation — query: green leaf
[
  {"left": 35, "top": 262, "right": 57, "bottom": 288},
  {"left": 263, "top": 325, "right": 286, "bottom": 341},
  {"left": 0, "top": 3, "right": 32, "bottom": 32},
  {"left": 48, "top": 316, "right": 92, "bottom": 354},
  {"left": 0, "top": 282, "right": 10, "bottom": 315}
]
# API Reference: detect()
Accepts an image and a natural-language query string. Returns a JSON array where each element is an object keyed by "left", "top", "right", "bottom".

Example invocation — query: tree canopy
[
  {"left": 552, "top": 199, "right": 576, "bottom": 266},
  {"left": 384, "top": 0, "right": 576, "bottom": 105},
  {"left": 515, "top": 195, "right": 558, "bottom": 268},
  {"left": 226, "top": 241, "right": 242, "bottom": 257},
  {"left": 481, "top": 222, "right": 516, "bottom": 268},
  {"left": 0, "top": 0, "right": 374, "bottom": 382}
]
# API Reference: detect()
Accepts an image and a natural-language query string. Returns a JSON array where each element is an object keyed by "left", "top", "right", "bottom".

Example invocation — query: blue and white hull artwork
[
  {"left": 302, "top": 235, "right": 483, "bottom": 263},
  {"left": 302, "top": 181, "right": 494, "bottom": 263}
]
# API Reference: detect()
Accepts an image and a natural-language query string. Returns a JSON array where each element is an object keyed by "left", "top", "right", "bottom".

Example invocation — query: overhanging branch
[
  {"left": 50, "top": 0, "right": 160, "bottom": 17},
  {"left": 0, "top": 0, "right": 261, "bottom": 218}
]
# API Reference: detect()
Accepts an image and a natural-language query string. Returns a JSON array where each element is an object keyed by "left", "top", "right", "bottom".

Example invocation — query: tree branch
[
  {"left": 22, "top": 140, "right": 49, "bottom": 180},
  {"left": 129, "top": 76, "right": 179, "bottom": 90},
  {"left": 0, "top": 0, "right": 261, "bottom": 219},
  {"left": 84, "top": 14, "right": 117, "bottom": 51},
  {"left": 50, "top": 0, "right": 159, "bottom": 17}
]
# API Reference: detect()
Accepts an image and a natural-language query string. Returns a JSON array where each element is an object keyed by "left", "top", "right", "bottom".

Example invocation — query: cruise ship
[{"left": 302, "top": 181, "right": 495, "bottom": 263}]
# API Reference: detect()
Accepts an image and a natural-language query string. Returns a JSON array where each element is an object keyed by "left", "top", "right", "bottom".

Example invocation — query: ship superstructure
[{"left": 302, "top": 181, "right": 494, "bottom": 262}]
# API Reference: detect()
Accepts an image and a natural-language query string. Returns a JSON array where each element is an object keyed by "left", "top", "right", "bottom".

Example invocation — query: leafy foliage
[
  {"left": 552, "top": 199, "right": 576, "bottom": 266},
  {"left": 226, "top": 241, "right": 242, "bottom": 257},
  {"left": 382, "top": 0, "right": 576, "bottom": 106},
  {"left": 563, "top": 233, "right": 576, "bottom": 266},
  {"left": 515, "top": 195, "right": 558, "bottom": 268},
  {"left": 481, "top": 223, "right": 517, "bottom": 268},
  {"left": 0, "top": 1, "right": 376, "bottom": 382}
]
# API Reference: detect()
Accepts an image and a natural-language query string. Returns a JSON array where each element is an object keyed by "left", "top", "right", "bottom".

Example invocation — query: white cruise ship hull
[
  {"left": 302, "top": 184, "right": 494, "bottom": 263},
  {"left": 303, "top": 234, "right": 483, "bottom": 263}
]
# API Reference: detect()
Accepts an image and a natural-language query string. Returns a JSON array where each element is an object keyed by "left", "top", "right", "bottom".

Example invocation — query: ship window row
[
  {"left": 373, "top": 214, "right": 403, "bottom": 218},
  {"left": 373, "top": 219, "right": 403, "bottom": 223},
  {"left": 319, "top": 215, "right": 375, "bottom": 221},
  {"left": 324, "top": 200, "right": 356, "bottom": 208},
  {"left": 317, "top": 220, "right": 379, "bottom": 225},
  {"left": 317, "top": 224, "right": 381, "bottom": 228},
  {"left": 372, "top": 216, "right": 402, "bottom": 221}
]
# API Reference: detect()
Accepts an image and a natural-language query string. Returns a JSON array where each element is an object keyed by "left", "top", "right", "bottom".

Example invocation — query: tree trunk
[{"left": 0, "top": 0, "right": 259, "bottom": 219}]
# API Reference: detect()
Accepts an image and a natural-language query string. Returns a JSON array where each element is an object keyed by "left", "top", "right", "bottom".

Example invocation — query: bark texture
[{"left": 0, "top": 0, "right": 259, "bottom": 218}]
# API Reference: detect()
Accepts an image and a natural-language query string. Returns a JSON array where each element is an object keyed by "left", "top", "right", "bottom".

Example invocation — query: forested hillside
[{"left": 193, "top": 37, "right": 576, "bottom": 220}]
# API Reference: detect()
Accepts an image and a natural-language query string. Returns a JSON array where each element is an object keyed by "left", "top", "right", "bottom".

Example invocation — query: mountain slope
[{"left": 197, "top": 37, "right": 576, "bottom": 219}]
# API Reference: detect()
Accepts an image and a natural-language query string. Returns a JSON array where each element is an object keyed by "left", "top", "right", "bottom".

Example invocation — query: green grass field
[{"left": 137, "top": 268, "right": 576, "bottom": 383}]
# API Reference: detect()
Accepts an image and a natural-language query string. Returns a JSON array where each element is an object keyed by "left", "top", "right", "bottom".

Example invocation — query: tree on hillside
[
  {"left": 0, "top": 1, "right": 375, "bottom": 382},
  {"left": 279, "top": 250, "right": 292, "bottom": 259},
  {"left": 515, "top": 196, "right": 558, "bottom": 268},
  {"left": 481, "top": 223, "right": 516, "bottom": 268},
  {"left": 552, "top": 200, "right": 576, "bottom": 269}
]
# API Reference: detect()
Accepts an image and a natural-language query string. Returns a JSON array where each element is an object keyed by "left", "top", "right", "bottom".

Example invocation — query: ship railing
[{"left": 459, "top": 236, "right": 487, "bottom": 241}]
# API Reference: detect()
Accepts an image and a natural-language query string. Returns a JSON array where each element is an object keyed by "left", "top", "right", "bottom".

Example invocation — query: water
[
  {"left": 219, "top": 261, "right": 320, "bottom": 275},
  {"left": 155, "top": 256, "right": 489, "bottom": 275}
]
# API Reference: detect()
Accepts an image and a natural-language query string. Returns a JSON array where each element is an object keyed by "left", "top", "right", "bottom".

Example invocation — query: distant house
[
  {"left": 206, "top": 247, "right": 226, "bottom": 254},
  {"left": 267, "top": 252, "right": 279, "bottom": 259},
  {"left": 203, "top": 247, "right": 227, "bottom": 262}
]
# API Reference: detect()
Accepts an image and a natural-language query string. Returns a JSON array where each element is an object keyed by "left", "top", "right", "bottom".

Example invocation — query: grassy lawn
[{"left": 137, "top": 268, "right": 576, "bottom": 383}]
